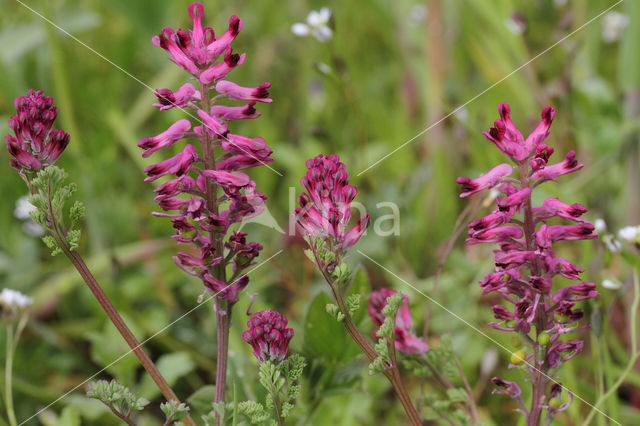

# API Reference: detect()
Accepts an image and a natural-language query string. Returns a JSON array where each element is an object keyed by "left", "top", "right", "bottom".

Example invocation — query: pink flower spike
[
  {"left": 188, "top": 3, "right": 206, "bottom": 48},
  {"left": 153, "top": 83, "right": 198, "bottom": 111},
  {"left": 531, "top": 150, "right": 583, "bottom": 181},
  {"left": 138, "top": 119, "right": 191, "bottom": 158},
  {"left": 457, "top": 163, "right": 513, "bottom": 198},
  {"left": 496, "top": 187, "right": 531, "bottom": 211},
  {"left": 482, "top": 103, "right": 529, "bottom": 162},
  {"left": 221, "top": 134, "right": 267, "bottom": 152},
  {"left": 155, "top": 28, "right": 200, "bottom": 75},
  {"left": 200, "top": 49, "right": 246, "bottom": 84},
  {"left": 243, "top": 309, "right": 294, "bottom": 362},
  {"left": 468, "top": 210, "right": 513, "bottom": 232},
  {"left": 535, "top": 224, "right": 596, "bottom": 249},
  {"left": 466, "top": 225, "right": 523, "bottom": 245},
  {"left": 343, "top": 214, "right": 370, "bottom": 251},
  {"left": 533, "top": 198, "right": 587, "bottom": 222},
  {"left": 524, "top": 105, "right": 556, "bottom": 153},
  {"left": 210, "top": 103, "right": 262, "bottom": 121},
  {"left": 215, "top": 80, "right": 272, "bottom": 103},
  {"left": 143, "top": 144, "right": 198, "bottom": 181},
  {"left": 197, "top": 109, "right": 228, "bottom": 137},
  {"left": 206, "top": 15, "right": 242, "bottom": 59},
  {"left": 201, "top": 169, "right": 250, "bottom": 187}
]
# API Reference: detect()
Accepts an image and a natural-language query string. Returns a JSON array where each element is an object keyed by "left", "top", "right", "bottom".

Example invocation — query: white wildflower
[
  {"left": 593, "top": 218, "right": 607, "bottom": 233},
  {"left": 601, "top": 279, "right": 622, "bottom": 290},
  {"left": 292, "top": 7, "right": 333, "bottom": 42},
  {"left": 602, "top": 12, "right": 628, "bottom": 43},
  {"left": 14, "top": 196, "right": 36, "bottom": 220},
  {"left": 618, "top": 225, "right": 639, "bottom": 243},
  {"left": 0, "top": 288, "right": 33, "bottom": 310},
  {"left": 603, "top": 235, "right": 622, "bottom": 253},
  {"left": 505, "top": 14, "right": 526, "bottom": 36},
  {"left": 409, "top": 4, "right": 428, "bottom": 24}
]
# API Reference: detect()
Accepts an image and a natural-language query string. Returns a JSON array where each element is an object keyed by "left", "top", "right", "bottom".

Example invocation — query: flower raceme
[
  {"left": 368, "top": 288, "right": 429, "bottom": 355},
  {"left": 140, "top": 2, "right": 272, "bottom": 304},
  {"left": 457, "top": 103, "right": 597, "bottom": 420},
  {"left": 6, "top": 90, "right": 70, "bottom": 172},
  {"left": 294, "top": 154, "right": 370, "bottom": 258},
  {"left": 243, "top": 310, "right": 294, "bottom": 362}
]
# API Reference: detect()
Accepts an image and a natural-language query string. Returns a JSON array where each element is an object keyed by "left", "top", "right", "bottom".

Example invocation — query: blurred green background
[{"left": 0, "top": 0, "right": 638, "bottom": 424}]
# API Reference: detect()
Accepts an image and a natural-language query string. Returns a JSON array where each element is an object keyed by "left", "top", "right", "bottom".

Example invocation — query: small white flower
[
  {"left": 602, "top": 12, "right": 628, "bottom": 43},
  {"left": 409, "top": 4, "right": 428, "bottom": 24},
  {"left": 14, "top": 196, "right": 37, "bottom": 220},
  {"left": 0, "top": 288, "right": 33, "bottom": 310},
  {"left": 23, "top": 221, "right": 45, "bottom": 237},
  {"left": 618, "top": 225, "right": 639, "bottom": 243},
  {"left": 291, "top": 7, "right": 333, "bottom": 42},
  {"left": 505, "top": 14, "right": 526, "bottom": 36},
  {"left": 603, "top": 235, "right": 622, "bottom": 253},
  {"left": 315, "top": 62, "right": 331, "bottom": 75},
  {"left": 481, "top": 348, "right": 498, "bottom": 376},
  {"left": 454, "top": 106, "right": 469, "bottom": 122},
  {"left": 602, "top": 279, "right": 622, "bottom": 290},
  {"left": 594, "top": 218, "right": 607, "bottom": 233}
]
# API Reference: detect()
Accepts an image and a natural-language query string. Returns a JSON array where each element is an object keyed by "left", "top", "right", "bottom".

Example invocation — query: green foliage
[
  {"left": 161, "top": 400, "right": 190, "bottom": 424},
  {"left": 239, "top": 355, "right": 306, "bottom": 424},
  {"left": 325, "top": 303, "right": 345, "bottom": 322},
  {"left": 369, "top": 292, "right": 404, "bottom": 374},
  {"left": 86, "top": 379, "right": 148, "bottom": 423},
  {"left": 2, "top": 0, "right": 639, "bottom": 424},
  {"left": 27, "top": 166, "right": 85, "bottom": 255}
]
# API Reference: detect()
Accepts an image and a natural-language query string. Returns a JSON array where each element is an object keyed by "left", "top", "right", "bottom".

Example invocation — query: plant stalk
[
  {"left": 5, "top": 325, "right": 17, "bottom": 426},
  {"left": 63, "top": 248, "right": 196, "bottom": 426},
  {"left": 317, "top": 261, "right": 422, "bottom": 425},
  {"left": 199, "top": 80, "right": 230, "bottom": 425},
  {"left": 520, "top": 163, "right": 548, "bottom": 426}
]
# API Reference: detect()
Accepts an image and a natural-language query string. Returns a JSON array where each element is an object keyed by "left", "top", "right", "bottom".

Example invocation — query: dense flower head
[
  {"left": 368, "top": 288, "right": 429, "bottom": 355},
  {"left": 294, "top": 154, "right": 370, "bottom": 256},
  {"left": 243, "top": 310, "right": 294, "bottom": 362},
  {"left": 140, "top": 3, "right": 271, "bottom": 304},
  {"left": 6, "top": 89, "right": 69, "bottom": 171},
  {"left": 458, "top": 104, "right": 597, "bottom": 413},
  {"left": 0, "top": 288, "right": 33, "bottom": 320}
]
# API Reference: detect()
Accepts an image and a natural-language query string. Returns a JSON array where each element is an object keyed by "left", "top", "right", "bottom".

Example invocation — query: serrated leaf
[{"left": 346, "top": 266, "right": 371, "bottom": 325}]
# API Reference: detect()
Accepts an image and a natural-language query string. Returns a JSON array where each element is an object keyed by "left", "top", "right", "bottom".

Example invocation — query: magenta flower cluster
[
  {"left": 458, "top": 104, "right": 598, "bottom": 414},
  {"left": 243, "top": 309, "right": 294, "bottom": 362},
  {"left": 368, "top": 288, "right": 429, "bottom": 355},
  {"left": 294, "top": 154, "right": 369, "bottom": 263},
  {"left": 139, "top": 3, "right": 272, "bottom": 302},
  {"left": 6, "top": 89, "right": 69, "bottom": 172}
]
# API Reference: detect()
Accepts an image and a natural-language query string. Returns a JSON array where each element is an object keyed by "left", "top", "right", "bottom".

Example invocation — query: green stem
[
  {"left": 583, "top": 270, "right": 640, "bottom": 425},
  {"left": 314, "top": 255, "right": 422, "bottom": 425},
  {"left": 198, "top": 79, "right": 229, "bottom": 425},
  {"left": 28, "top": 174, "right": 196, "bottom": 426},
  {"left": 4, "top": 325, "right": 17, "bottom": 426}
]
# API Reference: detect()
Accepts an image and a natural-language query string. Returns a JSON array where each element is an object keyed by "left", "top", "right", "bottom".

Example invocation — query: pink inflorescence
[
  {"left": 457, "top": 103, "right": 598, "bottom": 409},
  {"left": 6, "top": 90, "right": 69, "bottom": 172},
  {"left": 368, "top": 288, "right": 429, "bottom": 355},
  {"left": 243, "top": 310, "right": 294, "bottom": 362},
  {"left": 294, "top": 154, "right": 370, "bottom": 259},
  {"left": 139, "top": 3, "right": 272, "bottom": 303}
]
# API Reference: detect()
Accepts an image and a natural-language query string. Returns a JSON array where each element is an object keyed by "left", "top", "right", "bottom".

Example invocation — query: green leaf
[
  {"left": 304, "top": 292, "right": 347, "bottom": 360},
  {"left": 57, "top": 407, "right": 80, "bottom": 426},
  {"left": 446, "top": 388, "right": 469, "bottom": 403},
  {"left": 137, "top": 352, "right": 195, "bottom": 399},
  {"left": 188, "top": 385, "right": 216, "bottom": 415}
]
